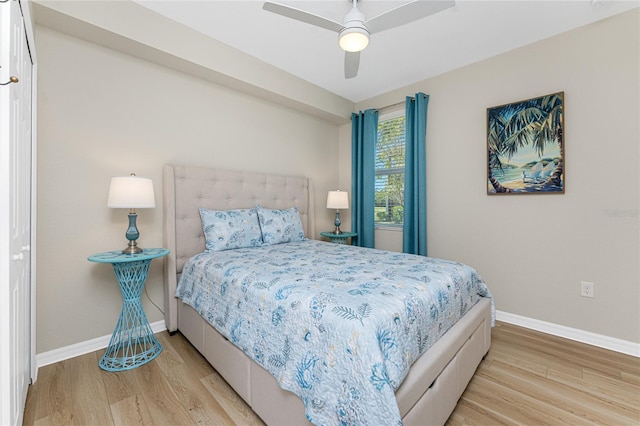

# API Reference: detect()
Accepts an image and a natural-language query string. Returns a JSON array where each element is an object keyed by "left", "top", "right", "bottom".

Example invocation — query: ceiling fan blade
[
  {"left": 366, "top": 0, "right": 455, "bottom": 34},
  {"left": 345, "top": 51, "right": 360, "bottom": 79},
  {"left": 263, "top": 2, "right": 343, "bottom": 33}
]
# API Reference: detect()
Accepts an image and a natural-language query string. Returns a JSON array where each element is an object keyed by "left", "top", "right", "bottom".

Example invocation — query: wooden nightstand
[{"left": 320, "top": 231, "right": 357, "bottom": 245}]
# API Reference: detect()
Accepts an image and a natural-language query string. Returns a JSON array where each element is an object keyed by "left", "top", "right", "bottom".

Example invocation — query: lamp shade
[
  {"left": 327, "top": 190, "right": 349, "bottom": 210},
  {"left": 107, "top": 176, "right": 156, "bottom": 208}
]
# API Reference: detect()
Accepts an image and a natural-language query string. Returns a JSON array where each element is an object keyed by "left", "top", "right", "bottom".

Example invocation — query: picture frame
[{"left": 487, "top": 92, "right": 564, "bottom": 195}]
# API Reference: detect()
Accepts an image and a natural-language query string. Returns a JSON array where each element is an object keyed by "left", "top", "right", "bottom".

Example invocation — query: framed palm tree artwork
[{"left": 487, "top": 92, "right": 564, "bottom": 194}]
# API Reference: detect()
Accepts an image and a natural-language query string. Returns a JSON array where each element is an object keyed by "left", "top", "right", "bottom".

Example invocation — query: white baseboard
[
  {"left": 34, "top": 313, "right": 639, "bottom": 380},
  {"left": 35, "top": 320, "right": 167, "bottom": 370},
  {"left": 496, "top": 310, "right": 639, "bottom": 358}
]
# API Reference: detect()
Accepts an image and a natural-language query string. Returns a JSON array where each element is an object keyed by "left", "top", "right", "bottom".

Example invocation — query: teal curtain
[
  {"left": 351, "top": 109, "right": 378, "bottom": 248},
  {"left": 403, "top": 93, "right": 429, "bottom": 255}
]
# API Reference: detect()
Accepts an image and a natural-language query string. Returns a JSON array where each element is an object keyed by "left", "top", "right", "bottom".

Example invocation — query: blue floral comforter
[{"left": 176, "top": 240, "right": 493, "bottom": 425}]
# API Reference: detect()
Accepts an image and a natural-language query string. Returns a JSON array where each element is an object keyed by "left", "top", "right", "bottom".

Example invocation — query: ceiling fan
[{"left": 263, "top": 0, "right": 455, "bottom": 79}]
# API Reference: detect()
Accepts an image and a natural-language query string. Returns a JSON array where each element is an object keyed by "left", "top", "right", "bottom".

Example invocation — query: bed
[{"left": 163, "top": 164, "right": 493, "bottom": 426}]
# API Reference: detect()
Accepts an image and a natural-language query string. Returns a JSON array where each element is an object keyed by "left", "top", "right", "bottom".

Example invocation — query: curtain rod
[{"left": 376, "top": 100, "right": 406, "bottom": 114}]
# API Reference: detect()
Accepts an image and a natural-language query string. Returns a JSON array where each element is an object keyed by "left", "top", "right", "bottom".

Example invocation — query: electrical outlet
[{"left": 581, "top": 281, "right": 594, "bottom": 298}]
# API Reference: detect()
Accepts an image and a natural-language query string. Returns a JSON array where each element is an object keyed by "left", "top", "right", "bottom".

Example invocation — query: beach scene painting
[{"left": 487, "top": 92, "right": 564, "bottom": 194}]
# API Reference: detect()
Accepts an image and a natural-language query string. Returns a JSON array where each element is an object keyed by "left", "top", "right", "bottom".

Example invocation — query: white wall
[
  {"left": 35, "top": 26, "right": 341, "bottom": 353},
  {"left": 35, "top": 7, "right": 639, "bottom": 355},
  {"left": 346, "top": 9, "right": 639, "bottom": 344}
]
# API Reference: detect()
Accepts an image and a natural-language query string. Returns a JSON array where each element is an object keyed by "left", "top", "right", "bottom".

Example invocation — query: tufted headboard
[{"left": 162, "top": 164, "right": 315, "bottom": 331}]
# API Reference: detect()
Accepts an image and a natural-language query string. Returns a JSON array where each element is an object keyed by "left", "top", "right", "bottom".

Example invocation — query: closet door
[{"left": 0, "top": 0, "right": 33, "bottom": 424}]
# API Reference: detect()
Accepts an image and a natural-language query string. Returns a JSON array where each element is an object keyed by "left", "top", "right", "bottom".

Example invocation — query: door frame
[
  {"left": 23, "top": 0, "right": 38, "bottom": 384},
  {"left": 0, "top": 1, "right": 37, "bottom": 423}
]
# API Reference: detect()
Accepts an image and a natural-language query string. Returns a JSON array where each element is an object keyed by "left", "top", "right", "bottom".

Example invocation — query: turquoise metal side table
[
  {"left": 88, "top": 248, "right": 170, "bottom": 372},
  {"left": 320, "top": 231, "right": 357, "bottom": 245}
]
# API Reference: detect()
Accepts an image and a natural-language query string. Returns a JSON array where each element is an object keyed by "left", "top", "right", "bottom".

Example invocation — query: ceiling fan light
[{"left": 339, "top": 27, "right": 369, "bottom": 52}]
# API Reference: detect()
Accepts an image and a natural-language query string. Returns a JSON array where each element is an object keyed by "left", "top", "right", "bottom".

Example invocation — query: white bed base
[{"left": 163, "top": 164, "right": 491, "bottom": 425}]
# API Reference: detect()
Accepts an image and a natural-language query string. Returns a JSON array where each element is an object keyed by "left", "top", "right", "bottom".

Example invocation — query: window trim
[{"left": 375, "top": 224, "right": 403, "bottom": 231}]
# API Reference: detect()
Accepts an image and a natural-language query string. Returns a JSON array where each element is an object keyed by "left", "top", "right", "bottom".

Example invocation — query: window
[{"left": 375, "top": 108, "right": 406, "bottom": 227}]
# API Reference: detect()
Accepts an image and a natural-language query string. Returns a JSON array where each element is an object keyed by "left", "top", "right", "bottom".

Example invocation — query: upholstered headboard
[{"left": 162, "top": 164, "right": 315, "bottom": 331}]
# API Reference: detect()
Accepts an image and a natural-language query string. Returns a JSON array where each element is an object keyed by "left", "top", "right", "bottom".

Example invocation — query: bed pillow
[
  {"left": 199, "top": 207, "right": 263, "bottom": 252},
  {"left": 256, "top": 205, "right": 305, "bottom": 245}
]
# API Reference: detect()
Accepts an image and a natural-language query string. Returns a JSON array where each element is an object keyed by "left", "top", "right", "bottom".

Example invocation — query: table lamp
[
  {"left": 107, "top": 173, "right": 156, "bottom": 254},
  {"left": 327, "top": 190, "right": 349, "bottom": 234}
]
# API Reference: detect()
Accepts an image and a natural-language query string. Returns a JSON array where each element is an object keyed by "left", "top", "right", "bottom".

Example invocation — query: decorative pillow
[
  {"left": 256, "top": 205, "right": 306, "bottom": 245},
  {"left": 199, "top": 207, "right": 263, "bottom": 252}
]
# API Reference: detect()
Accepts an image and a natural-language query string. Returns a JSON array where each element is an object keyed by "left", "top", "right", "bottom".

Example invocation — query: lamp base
[
  {"left": 122, "top": 241, "right": 142, "bottom": 255},
  {"left": 122, "top": 212, "right": 142, "bottom": 254},
  {"left": 333, "top": 210, "right": 343, "bottom": 234}
]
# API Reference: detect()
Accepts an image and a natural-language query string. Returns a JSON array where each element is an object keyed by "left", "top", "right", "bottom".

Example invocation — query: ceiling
[{"left": 133, "top": 0, "right": 638, "bottom": 102}]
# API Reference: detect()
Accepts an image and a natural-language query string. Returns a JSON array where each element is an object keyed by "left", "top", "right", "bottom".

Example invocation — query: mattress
[{"left": 175, "top": 239, "right": 493, "bottom": 425}]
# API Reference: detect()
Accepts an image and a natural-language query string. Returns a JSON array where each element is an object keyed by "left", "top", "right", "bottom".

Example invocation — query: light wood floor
[{"left": 23, "top": 322, "right": 640, "bottom": 425}]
